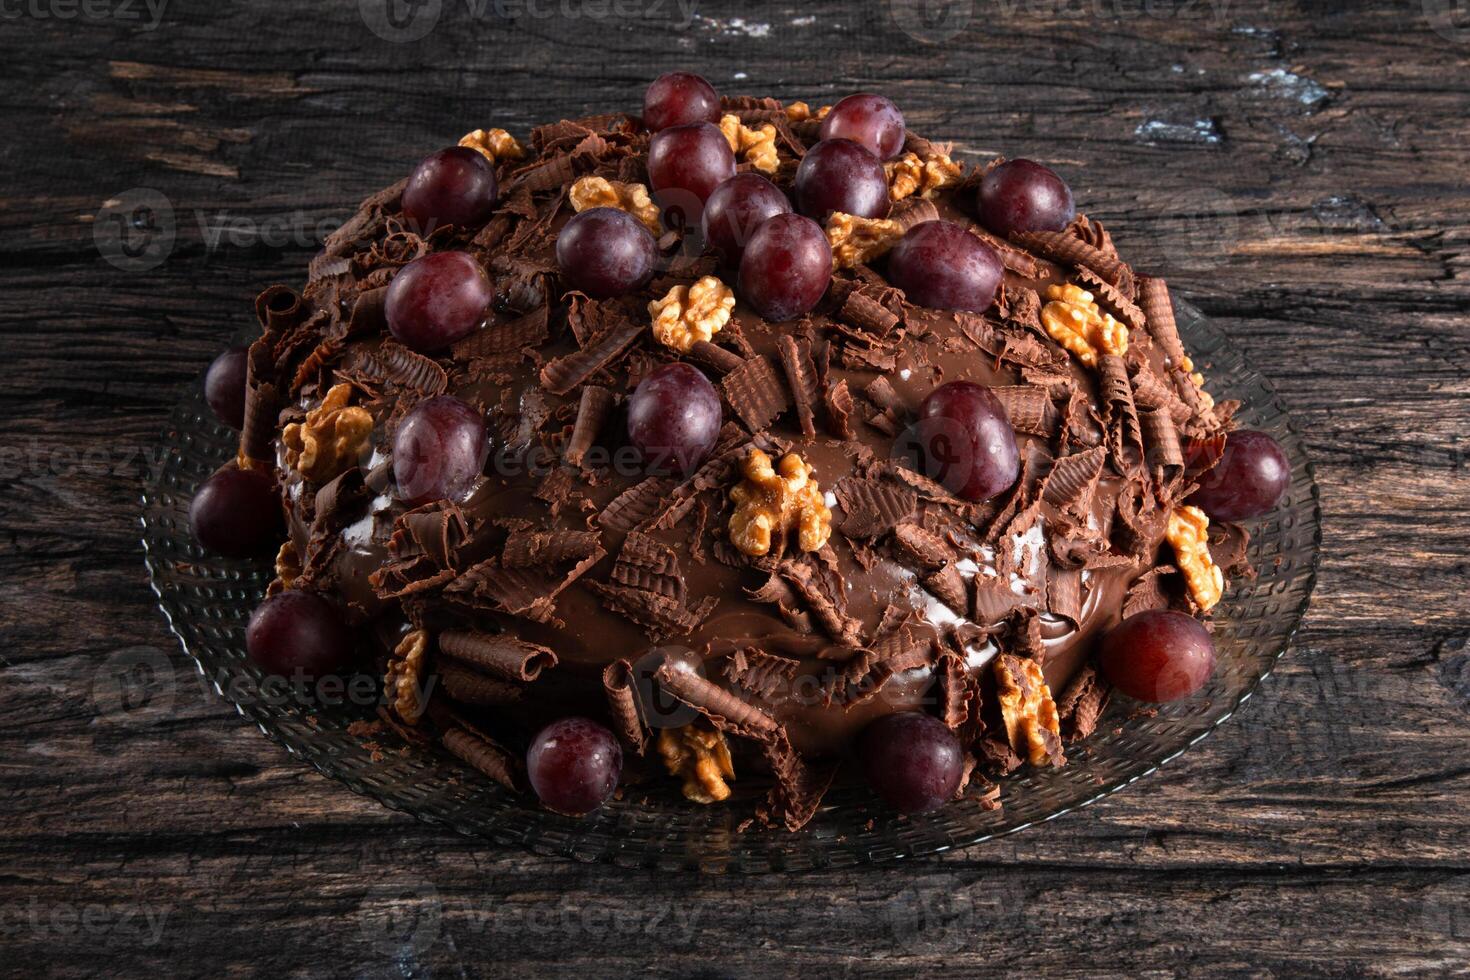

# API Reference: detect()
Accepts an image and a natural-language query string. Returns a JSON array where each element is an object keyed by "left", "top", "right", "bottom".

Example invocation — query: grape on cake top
[{"left": 190, "top": 72, "right": 1288, "bottom": 828}]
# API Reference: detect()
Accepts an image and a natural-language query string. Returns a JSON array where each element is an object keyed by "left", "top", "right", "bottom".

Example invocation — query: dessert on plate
[{"left": 190, "top": 72, "right": 1289, "bottom": 828}]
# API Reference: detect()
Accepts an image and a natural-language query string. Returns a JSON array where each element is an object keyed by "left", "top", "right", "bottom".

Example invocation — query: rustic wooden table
[{"left": 3, "top": 1, "right": 1468, "bottom": 976}]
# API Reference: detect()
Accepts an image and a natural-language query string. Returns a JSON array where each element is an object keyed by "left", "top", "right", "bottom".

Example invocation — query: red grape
[
  {"left": 1098, "top": 609, "right": 1216, "bottom": 702},
  {"left": 977, "top": 159, "right": 1076, "bottom": 238},
  {"left": 204, "top": 346, "right": 248, "bottom": 430},
  {"left": 555, "top": 207, "right": 658, "bottom": 299},
  {"left": 648, "top": 122, "right": 736, "bottom": 227},
  {"left": 700, "top": 173, "right": 791, "bottom": 267},
  {"left": 393, "top": 396, "right": 487, "bottom": 506},
  {"left": 885, "top": 220, "right": 1002, "bottom": 313},
  {"left": 794, "top": 139, "right": 891, "bottom": 221},
  {"left": 858, "top": 712, "right": 964, "bottom": 814},
  {"left": 246, "top": 590, "right": 354, "bottom": 680},
  {"left": 819, "top": 93, "right": 907, "bottom": 161},
  {"left": 736, "top": 212, "right": 832, "bottom": 321},
  {"left": 910, "top": 381, "right": 1020, "bottom": 502},
  {"left": 626, "top": 363, "right": 722, "bottom": 475},
  {"left": 643, "top": 71, "right": 720, "bottom": 131},
  {"left": 401, "top": 146, "right": 499, "bottom": 232},
  {"left": 1188, "top": 430, "right": 1289, "bottom": 522},
  {"left": 527, "top": 717, "right": 623, "bottom": 816},
  {"left": 189, "top": 462, "right": 282, "bottom": 557},
  {"left": 384, "top": 251, "right": 494, "bottom": 353}
]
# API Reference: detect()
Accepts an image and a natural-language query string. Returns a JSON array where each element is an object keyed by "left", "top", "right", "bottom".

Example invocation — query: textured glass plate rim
[{"left": 141, "top": 298, "right": 1321, "bottom": 874}]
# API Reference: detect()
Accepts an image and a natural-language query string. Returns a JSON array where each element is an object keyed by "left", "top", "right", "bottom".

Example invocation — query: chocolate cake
[{"left": 225, "top": 79, "right": 1260, "bottom": 829}]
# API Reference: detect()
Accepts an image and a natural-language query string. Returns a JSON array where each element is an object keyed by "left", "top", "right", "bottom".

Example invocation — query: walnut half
[
  {"left": 281, "top": 383, "right": 373, "bottom": 483},
  {"left": 826, "top": 211, "right": 904, "bottom": 270},
  {"left": 885, "top": 149, "right": 965, "bottom": 201},
  {"left": 995, "top": 654, "right": 1064, "bottom": 767},
  {"left": 384, "top": 629, "right": 430, "bottom": 725},
  {"left": 569, "top": 175, "right": 662, "bottom": 236},
  {"left": 648, "top": 276, "right": 735, "bottom": 353},
  {"left": 1041, "top": 283, "right": 1129, "bottom": 368},
  {"left": 1167, "top": 505, "right": 1224, "bottom": 612},
  {"left": 459, "top": 128, "right": 526, "bottom": 163},
  {"left": 657, "top": 725, "right": 734, "bottom": 804},
  {"left": 718, "top": 114, "right": 779, "bottom": 174},
  {"left": 728, "top": 448, "right": 832, "bottom": 558}
]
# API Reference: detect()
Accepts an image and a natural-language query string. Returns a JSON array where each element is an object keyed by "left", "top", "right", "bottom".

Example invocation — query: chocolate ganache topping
[{"left": 231, "top": 83, "right": 1251, "bottom": 829}]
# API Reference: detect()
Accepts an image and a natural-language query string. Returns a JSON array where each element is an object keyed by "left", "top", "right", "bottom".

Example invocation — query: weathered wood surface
[{"left": 2, "top": 1, "right": 1468, "bottom": 976}]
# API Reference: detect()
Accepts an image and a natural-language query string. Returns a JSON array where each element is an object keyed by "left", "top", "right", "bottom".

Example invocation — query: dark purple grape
[
  {"left": 736, "top": 212, "right": 832, "bottom": 321},
  {"left": 794, "top": 139, "right": 891, "bottom": 221},
  {"left": 977, "top": 159, "right": 1076, "bottom": 238},
  {"left": 647, "top": 122, "right": 737, "bottom": 227},
  {"left": 555, "top": 207, "right": 658, "bottom": 299},
  {"left": 189, "top": 462, "right": 283, "bottom": 557},
  {"left": 909, "top": 381, "right": 1019, "bottom": 502},
  {"left": 204, "top": 346, "right": 248, "bottom": 430},
  {"left": 858, "top": 712, "right": 964, "bottom": 814},
  {"left": 885, "top": 220, "right": 1002, "bottom": 313},
  {"left": 527, "top": 717, "right": 623, "bottom": 816},
  {"left": 643, "top": 71, "right": 721, "bottom": 131},
  {"left": 1188, "top": 430, "right": 1290, "bottom": 522},
  {"left": 626, "top": 363, "right": 722, "bottom": 475},
  {"left": 1099, "top": 609, "right": 1215, "bottom": 702},
  {"left": 246, "top": 590, "right": 354, "bottom": 680},
  {"left": 819, "top": 93, "right": 907, "bottom": 161},
  {"left": 700, "top": 173, "right": 791, "bottom": 267},
  {"left": 393, "top": 396, "right": 487, "bottom": 506},
  {"left": 384, "top": 251, "right": 494, "bottom": 353},
  {"left": 401, "top": 146, "right": 499, "bottom": 232}
]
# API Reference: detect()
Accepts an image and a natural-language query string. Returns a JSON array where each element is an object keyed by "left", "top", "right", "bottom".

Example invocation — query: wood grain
[{"left": 2, "top": 1, "right": 1469, "bottom": 975}]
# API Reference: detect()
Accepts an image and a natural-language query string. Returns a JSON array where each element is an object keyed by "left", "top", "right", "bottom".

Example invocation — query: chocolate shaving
[
  {"left": 565, "top": 385, "right": 614, "bottom": 467},
  {"left": 832, "top": 474, "right": 918, "bottom": 539},
  {"left": 539, "top": 321, "right": 643, "bottom": 396},
  {"left": 602, "top": 659, "right": 648, "bottom": 755},
  {"left": 973, "top": 576, "right": 1038, "bottom": 624},
  {"left": 1041, "top": 447, "right": 1107, "bottom": 522},
  {"left": 776, "top": 553, "right": 865, "bottom": 648},
  {"left": 936, "top": 650, "right": 974, "bottom": 732},
  {"left": 254, "top": 284, "right": 305, "bottom": 333},
  {"left": 1099, "top": 354, "right": 1145, "bottom": 475},
  {"left": 924, "top": 563, "right": 968, "bottom": 614},
  {"left": 439, "top": 630, "right": 558, "bottom": 682},
  {"left": 724, "top": 648, "right": 801, "bottom": 701},
  {"left": 1055, "top": 665, "right": 1110, "bottom": 743},
  {"left": 891, "top": 522, "right": 954, "bottom": 569},
  {"left": 823, "top": 378, "right": 855, "bottom": 440},
  {"left": 775, "top": 335, "right": 818, "bottom": 438},
  {"left": 891, "top": 198, "right": 939, "bottom": 232},
  {"left": 452, "top": 308, "right": 548, "bottom": 359},
  {"left": 992, "top": 385, "right": 1059, "bottom": 437},
  {"left": 721, "top": 354, "right": 791, "bottom": 433},
  {"left": 1123, "top": 565, "right": 1178, "bottom": 619},
  {"left": 838, "top": 290, "right": 900, "bottom": 336},
  {"left": 442, "top": 727, "right": 522, "bottom": 792},
  {"left": 1129, "top": 360, "right": 1193, "bottom": 425},
  {"left": 598, "top": 477, "right": 678, "bottom": 533},
  {"left": 1046, "top": 564, "right": 1085, "bottom": 624},
  {"left": 338, "top": 340, "right": 448, "bottom": 397}
]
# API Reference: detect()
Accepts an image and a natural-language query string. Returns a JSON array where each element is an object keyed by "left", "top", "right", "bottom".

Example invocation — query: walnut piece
[
  {"left": 728, "top": 448, "right": 832, "bottom": 557},
  {"left": 825, "top": 211, "right": 904, "bottom": 270},
  {"left": 1167, "top": 504, "right": 1224, "bottom": 612},
  {"left": 384, "top": 629, "right": 430, "bottom": 725},
  {"left": 657, "top": 725, "right": 734, "bottom": 804},
  {"left": 648, "top": 276, "right": 735, "bottom": 353},
  {"left": 269, "top": 540, "right": 301, "bottom": 596},
  {"left": 281, "top": 383, "right": 373, "bottom": 483},
  {"left": 568, "top": 175, "right": 662, "bottom": 236},
  {"left": 885, "top": 150, "right": 965, "bottom": 201},
  {"left": 994, "top": 654, "right": 1064, "bottom": 767},
  {"left": 718, "top": 113, "right": 779, "bottom": 174},
  {"left": 1040, "top": 283, "right": 1130, "bottom": 368},
  {"left": 784, "top": 102, "right": 830, "bottom": 122},
  {"left": 458, "top": 128, "right": 526, "bottom": 163}
]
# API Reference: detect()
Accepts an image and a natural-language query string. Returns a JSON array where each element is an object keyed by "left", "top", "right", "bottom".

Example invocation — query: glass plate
[{"left": 141, "top": 299, "right": 1321, "bottom": 873}]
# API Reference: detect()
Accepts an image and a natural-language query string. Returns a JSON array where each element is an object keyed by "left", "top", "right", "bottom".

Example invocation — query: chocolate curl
[
  {"left": 1041, "top": 447, "right": 1107, "bottom": 522},
  {"left": 1056, "top": 664, "right": 1110, "bottom": 743},
  {"left": 598, "top": 476, "right": 678, "bottom": 534},
  {"left": 346, "top": 285, "right": 389, "bottom": 336},
  {"left": 823, "top": 377, "right": 855, "bottom": 440},
  {"left": 1140, "top": 407, "right": 1183, "bottom": 476},
  {"left": 1129, "top": 361, "right": 1193, "bottom": 425},
  {"left": 891, "top": 197, "right": 939, "bottom": 232},
  {"left": 1075, "top": 266, "right": 1145, "bottom": 332},
  {"left": 1067, "top": 214, "right": 1117, "bottom": 257},
  {"left": 723, "top": 647, "right": 801, "bottom": 700},
  {"left": 688, "top": 339, "right": 744, "bottom": 374},
  {"left": 992, "top": 385, "right": 1059, "bottom": 437},
  {"left": 439, "top": 663, "right": 525, "bottom": 706},
  {"left": 757, "top": 732, "right": 837, "bottom": 831},
  {"left": 439, "top": 630, "right": 558, "bottom": 682},
  {"left": 777, "top": 555, "right": 865, "bottom": 648},
  {"left": 501, "top": 529, "right": 603, "bottom": 569},
  {"left": 510, "top": 152, "right": 578, "bottom": 193},
  {"left": 238, "top": 335, "right": 281, "bottom": 467},
  {"left": 1137, "top": 276, "right": 1188, "bottom": 369},
  {"left": 837, "top": 289, "right": 901, "bottom": 337},
  {"left": 254, "top": 285, "right": 305, "bottom": 333},
  {"left": 1012, "top": 230, "right": 1135, "bottom": 297},
  {"left": 442, "top": 727, "right": 523, "bottom": 791},
  {"left": 653, "top": 659, "right": 780, "bottom": 740},
  {"left": 338, "top": 340, "right": 448, "bottom": 396},
  {"left": 1123, "top": 565, "right": 1177, "bottom": 619},
  {"left": 973, "top": 576, "right": 1039, "bottom": 624},
  {"left": 721, "top": 354, "right": 790, "bottom": 433},
  {"left": 996, "top": 283, "right": 1043, "bottom": 331},
  {"left": 936, "top": 650, "right": 974, "bottom": 732},
  {"left": 967, "top": 223, "right": 1041, "bottom": 279},
  {"left": 776, "top": 335, "right": 818, "bottom": 438},
  {"left": 565, "top": 385, "right": 614, "bottom": 467},
  {"left": 602, "top": 660, "right": 648, "bottom": 755},
  {"left": 1099, "top": 354, "right": 1145, "bottom": 475},
  {"left": 539, "top": 321, "right": 643, "bottom": 396}
]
